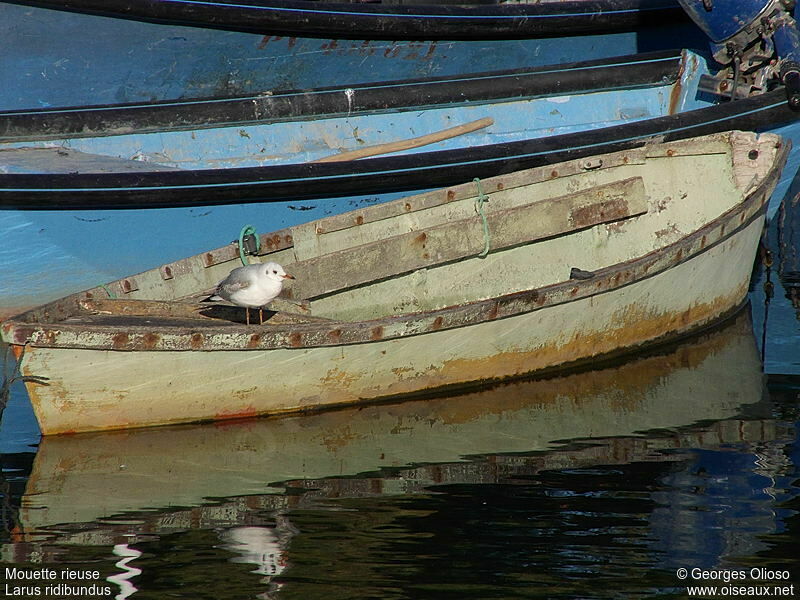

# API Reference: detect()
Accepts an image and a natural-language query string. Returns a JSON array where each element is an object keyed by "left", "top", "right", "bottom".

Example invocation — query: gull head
[{"left": 263, "top": 262, "right": 295, "bottom": 284}]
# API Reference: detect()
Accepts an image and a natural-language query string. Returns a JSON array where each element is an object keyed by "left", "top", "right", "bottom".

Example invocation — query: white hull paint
[{"left": 18, "top": 214, "right": 763, "bottom": 433}]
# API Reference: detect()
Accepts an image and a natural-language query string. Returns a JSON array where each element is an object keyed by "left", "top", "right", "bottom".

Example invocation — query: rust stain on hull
[
  {"left": 428, "top": 310, "right": 751, "bottom": 427},
  {"left": 351, "top": 285, "right": 750, "bottom": 411},
  {"left": 445, "top": 288, "right": 745, "bottom": 382}
]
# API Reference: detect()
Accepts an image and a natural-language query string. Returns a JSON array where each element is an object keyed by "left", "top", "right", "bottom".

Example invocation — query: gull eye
[{"left": 272, "top": 269, "right": 278, "bottom": 274}]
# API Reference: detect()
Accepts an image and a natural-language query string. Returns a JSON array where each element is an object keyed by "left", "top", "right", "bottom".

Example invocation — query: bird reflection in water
[{"left": 107, "top": 544, "right": 142, "bottom": 600}]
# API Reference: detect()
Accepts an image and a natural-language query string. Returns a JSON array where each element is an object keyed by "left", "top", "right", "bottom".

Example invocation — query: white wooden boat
[{"left": 0, "top": 131, "right": 787, "bottom": 434}]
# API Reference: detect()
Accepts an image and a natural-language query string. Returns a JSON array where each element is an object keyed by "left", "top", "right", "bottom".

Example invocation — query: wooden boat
[
  {"left": 4, "top": 0, "right": 690, "bottom": 41},
  {"left": 0, "top": 1, "right": 702, "bottom": 112},
  {"left": 0, "top": 49, "right": 716, "bottom": 210},
  {"left": 0, "top": 131, "right": 787, "bottom": 434}
]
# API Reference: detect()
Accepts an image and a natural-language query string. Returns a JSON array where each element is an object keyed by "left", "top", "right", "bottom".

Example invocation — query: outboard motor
[{"left": 679, "top": 0, "right": 800, "bottom": 107}]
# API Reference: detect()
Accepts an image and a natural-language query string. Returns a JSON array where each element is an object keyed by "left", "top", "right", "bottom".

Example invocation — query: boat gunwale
[
  {"left": 2, "top": 133, "right": 788, "bottom": 353},
  {"left": 1, "top": 0, "right": 690, "bottom": 41},
  {"left": 1, "top": 86, "right": 797, "bottom": 210},
  {"left": 0, "top": 50, "right": 683, "bottom": 142}
]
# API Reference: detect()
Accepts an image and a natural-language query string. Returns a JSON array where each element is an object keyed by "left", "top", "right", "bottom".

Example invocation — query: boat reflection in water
[
  {"left": 777, "top": 188, "right": 800, "bottom": 319},
  {"left": 2, "top": 310, "right": 792, "bottom": 598}
]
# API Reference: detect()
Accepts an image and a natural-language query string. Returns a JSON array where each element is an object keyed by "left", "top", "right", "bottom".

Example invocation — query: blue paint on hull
[
  {"left": 3, "top": 86, "right": 681, "bottom": 169},
  {"left": 0, "top": 3, "right": 706, "bottom": 111}
]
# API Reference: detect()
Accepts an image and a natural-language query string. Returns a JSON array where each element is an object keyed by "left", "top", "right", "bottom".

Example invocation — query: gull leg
[
  {"left": 245, "top": 307, "right": 250, "bottom": 326},
  {"left": 259, "top": 308, "right": 264, "bottom": 325}
]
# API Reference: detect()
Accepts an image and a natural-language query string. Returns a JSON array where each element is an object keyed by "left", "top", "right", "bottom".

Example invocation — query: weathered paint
[
  {"left": 1, "top": 64, "right": 691, "bottom": 168},
  {"left": 0, "top": 3, "right": 703, "bottom": 111},
  {"left": 2, "top": 132, "right": 787, "bottom": 434},
  {"left": 16, "top": 218, "right": 763, "bottom": 435}
]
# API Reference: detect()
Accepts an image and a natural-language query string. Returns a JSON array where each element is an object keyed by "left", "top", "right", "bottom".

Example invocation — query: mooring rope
[
  {"left": 238, "top": 224, "right": 261, "bottom": 266},
  {"left": 473, "top": 177, "right": 491, "bottom": 258}
]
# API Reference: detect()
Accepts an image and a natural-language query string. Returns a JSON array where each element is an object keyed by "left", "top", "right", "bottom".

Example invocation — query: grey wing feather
[
  {"left": 207, "top": 269, "right": 251, "bottom": 300},
  {"left": 219, "top": 279, "right": 251, "bottom": 293}
]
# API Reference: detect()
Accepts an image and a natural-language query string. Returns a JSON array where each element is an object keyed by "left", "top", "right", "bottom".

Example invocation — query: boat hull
[
  {"left": 0, "top": 2, "right": 701, "bottom": 112},
  {"left": 15, "top": 310, "right": 762, "bottom": 531},
  {"left": 4, "top": 0, "right": 690, "bottom": 41},
  {"left": 14, "top": 213, "right": 766, "bottom": 434},
  {"left": 3, "top": 132, "right": 785, "bottom": 434}
]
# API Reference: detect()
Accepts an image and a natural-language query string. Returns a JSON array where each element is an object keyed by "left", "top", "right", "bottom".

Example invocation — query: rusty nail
[
  {"left": 112, "top": 332, "right": 129, "bottom": 349},
  {"left": 190, "top": 333, "right": 204, "bottom": 349},
  {"left": 142, "top": 333, "right": 160, "bottom": 349}
]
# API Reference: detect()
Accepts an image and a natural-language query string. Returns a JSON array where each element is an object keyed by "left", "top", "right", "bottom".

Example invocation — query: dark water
[{"left": 1, "top": 205, "right": 799, "bottom": 598}]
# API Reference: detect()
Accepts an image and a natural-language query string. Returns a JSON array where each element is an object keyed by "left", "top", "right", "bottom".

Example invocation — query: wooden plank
[
  {"left": 0, "top": 147, "right": 180, "bottom": 174},
  {"left": 311, "top": 118, "right": 494, "bottom": 163},
  {"left": 293, "top": 146, "right": 647, "bottom": 243},
  {"left": 76, "top": 296, "right": 324, "bottom": 324},
  {"left": 291, "top": 176, "right": 647, "bottom": 299}
]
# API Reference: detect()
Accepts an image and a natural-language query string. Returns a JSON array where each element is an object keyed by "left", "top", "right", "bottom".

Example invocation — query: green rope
[
  {"left": 101, "top": 283, "right": 117, "bottom": 299},
  {"left": 238, "top": 224, "right": 261, "bottom": 266},
  {"left": 473, "top": 177, "right": 491, "bottom": 258}
]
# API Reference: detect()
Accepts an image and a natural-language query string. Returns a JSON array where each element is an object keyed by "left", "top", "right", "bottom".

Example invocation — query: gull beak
[{"left": 283, "top": 273, "right": 295, "bottom": 280}]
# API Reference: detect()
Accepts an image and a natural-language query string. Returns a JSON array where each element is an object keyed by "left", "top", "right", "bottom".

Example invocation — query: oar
[{"left": 311, "top": 117, "right": 494, "bottom": 163}]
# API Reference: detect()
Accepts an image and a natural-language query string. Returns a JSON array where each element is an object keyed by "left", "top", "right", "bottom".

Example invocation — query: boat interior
[{"left": 6, "top": 133, "right": 771, "bottom": 339}]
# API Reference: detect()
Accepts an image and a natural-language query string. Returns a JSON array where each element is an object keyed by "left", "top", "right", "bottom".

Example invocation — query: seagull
[{"left": 206, "top": 262, "right": 295, "bottom": 325}]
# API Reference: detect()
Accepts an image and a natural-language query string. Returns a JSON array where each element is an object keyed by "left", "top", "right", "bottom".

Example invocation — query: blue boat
[
  {"left": 4, "top": 0, "right": 690, "bottom": 40},
  {"left": 0, "top": 1, "right": 703, "bottom": 111}
]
